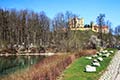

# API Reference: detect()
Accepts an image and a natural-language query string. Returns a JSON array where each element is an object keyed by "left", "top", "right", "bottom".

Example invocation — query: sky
[{"left": 0, "top": 0, "right": 120, "bottom": 29}]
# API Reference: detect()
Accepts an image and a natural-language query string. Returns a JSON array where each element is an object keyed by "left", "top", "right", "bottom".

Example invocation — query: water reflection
[{"left": 0, "top": 55, "right": 45, "bottom": 76}]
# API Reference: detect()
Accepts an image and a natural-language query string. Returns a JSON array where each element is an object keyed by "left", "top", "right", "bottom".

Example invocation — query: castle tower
[
  {"left": 69, "top": 17, "right": 84, "bottom": 30},
  {"left": 90, "top": 21, "right": 95, "bottom": 31},
  {"left": 79, "top": 18, "right": 84, "bottom": 28}
]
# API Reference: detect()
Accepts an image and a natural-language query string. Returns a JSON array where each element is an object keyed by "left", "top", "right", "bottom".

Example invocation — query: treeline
[
  {"left": 0, "top": 8, "right": 83, "bottom": 52},
  {"left": 0, "top": 8, "right": 50, "bottom": 46},
  {"left": 1, "top": 8, "right": 118, "bottom": 52}
]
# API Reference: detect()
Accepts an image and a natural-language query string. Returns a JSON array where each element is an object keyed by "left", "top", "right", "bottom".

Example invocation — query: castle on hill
[{"left": 69, "top": 17, "right": 109, "bottom": 33}]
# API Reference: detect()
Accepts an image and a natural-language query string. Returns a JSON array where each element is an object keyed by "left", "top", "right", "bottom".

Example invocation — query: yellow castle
[{"left": 69, "top": 17, "right": 109, "bottom": 33}]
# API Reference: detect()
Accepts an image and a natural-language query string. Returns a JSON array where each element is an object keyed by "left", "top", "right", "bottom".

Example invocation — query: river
[{"left": 0, "top": 55, "right": 45, "bottom": 76}]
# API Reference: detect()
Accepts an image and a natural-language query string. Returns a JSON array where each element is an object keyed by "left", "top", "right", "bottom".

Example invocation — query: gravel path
[{"left": 99, "top": 50, "right": 120, "bottom": 80}]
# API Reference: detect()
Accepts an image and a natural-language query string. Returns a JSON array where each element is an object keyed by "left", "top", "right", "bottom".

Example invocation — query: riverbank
[
  {"left": 60, "top": 48, "right": 117, "bottom": 80},
  {"left": 0, "top": 49, "right": 96, "bottom": 80}
]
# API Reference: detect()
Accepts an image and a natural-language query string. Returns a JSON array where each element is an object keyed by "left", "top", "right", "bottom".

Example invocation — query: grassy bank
[
  {"left": 0, "top": 50, "right": 96, "bottom": 80},
  {"left": 62, "top": 48, "right": 117, "bottom": 80}
]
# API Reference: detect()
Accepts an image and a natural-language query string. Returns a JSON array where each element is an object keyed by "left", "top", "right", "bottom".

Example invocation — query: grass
[{"left": 62, "top": 48, "right": 117, "bottom": 80}]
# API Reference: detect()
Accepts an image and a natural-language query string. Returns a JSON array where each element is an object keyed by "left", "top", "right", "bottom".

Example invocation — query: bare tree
[
  {"left": 96, "top": 14, "right": 105, "bottom": 47},
  {"left": 106, "top": 20, "right": 113, "bottom": 47},
  {"left": 115, "top": 25, "right": 120, "bottom": 44}
]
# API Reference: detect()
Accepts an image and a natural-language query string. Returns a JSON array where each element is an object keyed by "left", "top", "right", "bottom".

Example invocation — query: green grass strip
[{"left": 62, "top": 48, "right": 117, "bottom": 80}]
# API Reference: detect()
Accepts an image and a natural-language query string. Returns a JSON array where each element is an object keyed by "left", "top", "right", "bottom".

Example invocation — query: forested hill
[{"left": 0, "top": 8, "right": 118, "bottom": 53}]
